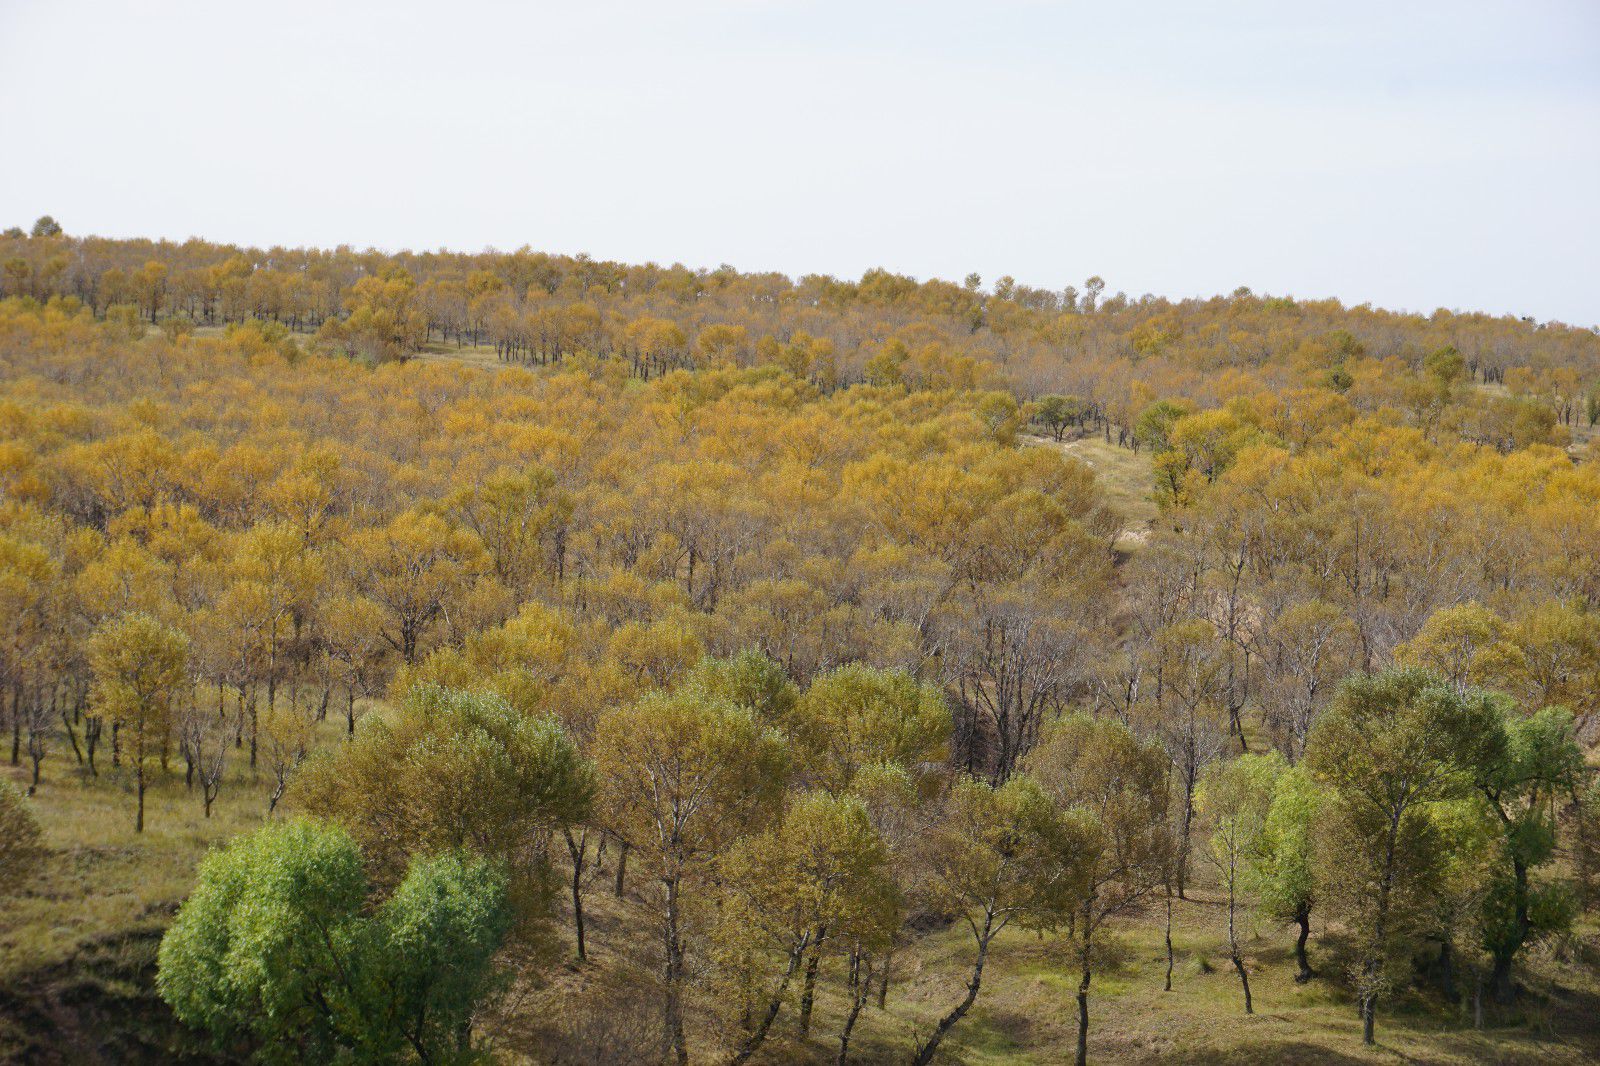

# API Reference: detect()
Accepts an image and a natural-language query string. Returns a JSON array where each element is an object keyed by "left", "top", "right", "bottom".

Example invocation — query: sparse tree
[
  {"left": 88, "top": 613, "right": 189, "bottom": 832},
  {"left": 912, "top": 775, "right": 1095, "bottom": 1066},
  {"left": 593, "top": 689, "right": 788, "bottom": 1065},
  {"left": 1027, "top": 713, "right": 1170, "bottom": 1066}
]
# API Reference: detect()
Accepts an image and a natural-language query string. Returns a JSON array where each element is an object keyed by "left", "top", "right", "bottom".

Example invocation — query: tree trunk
[
  {"left": 1361, "top": 982, "right": 1376, "bottom": 1044},
  {"left": 1361, "top": 810, "right": 1402, "bottom": 1045},
  {"left": 1077, "top": 944, "right": 1092, "bottom": 1066},
  {"left": 1491, "top": 856, "right": 1530, "bottom": 1004},
  {"left": 1227, "top": 872, "right": 1252, "bottom": 1014},
  {"left": 1177, "top": 772, "right": 1195, "bottom": 899},
  {"left": 1164, "top": 890, "right": 1175, "bottom": 992},
  {"left": 912, "top": 911, "right": 993, "bottom": 1066},
  {"left": 62, "top": 708, "right": 83, "bottom": 764},
  {"left": 10, "top": 682, "right": 20, "bottom": 766},
  {"left": 727, "top": 942, "right": 806, "bottom": 1065},
  {"left": 1230, "top": 951, "right": 1253, "bottom": 1015},
  {"left": 798, "top": 929, "right": 825, "bottom": 1037},
  {"left": 836, "top": 952, "right": 870, "bottom": 1066},
  {"left": 1438, "top": 940, "right": 1458, "bottom": 1004},
  {"left": 1293, "top": 906, "right": 1315, "bottom": 983},
  {"left": 663, "top": 875, "right": 688, "bottom": 1066},
  {"left": 1488, "top": 950, "right": 1515, "bottom": 1005},
  {"left": 85, "top": 717, "right": 101, "bottom": 776},
  {"left": 565, "top": 828, "right": 588, "bottom": 962}
]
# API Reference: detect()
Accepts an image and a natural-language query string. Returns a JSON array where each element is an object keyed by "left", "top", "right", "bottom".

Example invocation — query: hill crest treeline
[{"left": 4, "top": 224, "right": 1598, "bottom": 440}]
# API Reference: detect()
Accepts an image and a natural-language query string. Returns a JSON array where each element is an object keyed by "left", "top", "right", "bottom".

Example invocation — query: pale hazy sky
[{"left": 3, "top": 0, "right": 1597, "bottom": 324}]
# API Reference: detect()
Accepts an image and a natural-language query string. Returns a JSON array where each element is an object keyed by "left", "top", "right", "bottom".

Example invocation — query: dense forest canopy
[{"left": 1, "top": 219, "right": 1598, "bottom": 1064}]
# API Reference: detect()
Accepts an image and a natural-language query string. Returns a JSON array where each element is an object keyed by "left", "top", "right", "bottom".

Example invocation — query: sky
[{"left": 2, "top": 0, "right": 1597, "bottom": 325}]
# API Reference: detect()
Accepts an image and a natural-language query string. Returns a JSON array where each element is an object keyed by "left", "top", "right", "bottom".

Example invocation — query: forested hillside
[
  {"left": 1, "top": 221, "right": 1598, "bottom": 1064},
  {"left": 4, "top": 221, "right": 1598, "bottom": 434}
]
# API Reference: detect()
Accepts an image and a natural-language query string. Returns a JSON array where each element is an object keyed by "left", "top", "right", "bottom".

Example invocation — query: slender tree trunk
[
  {"left": 913, "top": 911, "right": 994, "bottom": 1066},
  {"left": 1362, "top": 812, "right": 1402, "bottom": 1045},
  {"left": 1490, "top": 856, "right": 1530, "bottom": 1004},
  {"left": 1227, "top": 863, "right": 1252, "bottom": 1014},
  {"left": 1177, "top": 768, "right": 1196, "bottom": 898},
  {"left": 10, "top": 682, "right": 20, "bottom": 766},
  {"left": 836, "top": 951, "right": 870, "bottom": 1066},
  {"left": 1164, "top": 888, "right": 1175, "bottom": 992},
  {"left": 1438, "top": 940, "right": 1458, "bottom": 1004},
  {"left": 614, "top": 839, "right": 629, "bottom": 897},
  {"left": 564, "top": 828, "right": 589, "bottom": 961},
  {"left": 62, "top": 708, "right": 83, "bottom": 764},
  {"left": 663, "top": 873, "right": 688, "bottom": 1066},
  {"left": 85, "top": 716, "right": 101, "bottom": 776},
  {"left": 1075, "top": 891, "right": 1100, "bottom": 1066},
  {"left": 1229, "top": 950, "right": 1253, "bottom": 1014},
  {"left": 1361, "top": 967, "right": 1377, "bottom": 1044},
  {"left": 1488, "top": 950, "right": 1515, "bottom": 1005},
  {"left": 1076, "top": 962, "right": 1092, "bottom": 1066},
  {"left": 1293, "top": 905, "right": 1315, "bottom": 983},
  {"left": 727, "top": 942, "right": 807, "bottom": 1065},
  {"left": 798, "top": 928, "right": 826, "bottom": 1037}
]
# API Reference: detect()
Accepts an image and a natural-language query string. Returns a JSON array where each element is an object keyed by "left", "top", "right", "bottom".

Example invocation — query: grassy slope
[
  {"left": 0, "top": 715, "right": 353, "bottom": 1063},
  {"left": 1024, "top": 432, "right": 1158, "bottom": 551}
]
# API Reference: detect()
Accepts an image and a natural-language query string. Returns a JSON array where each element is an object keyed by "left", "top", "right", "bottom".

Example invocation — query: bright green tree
[
  {"left": 296, "top": 685, "right": 592, "bottom": 948},
  {"left": 678, "top": 649, "right": 799, "bottom": 735},
  {"left": 157, "top": 819, "right": 513, "bottom": 1063},
  {"left": 793, "top": 663, "right": 949, "bottom": 792},
  {"left": 1197, "top": 753, "right": 1282, "bottom": 1014},
  {"left": 1306, "top": 668, "right": 1502, "bottom": 1045},
  {"left": 1249, "top": 762, "right": 1324, "bottom": 983},
  {"left": 1471, "top": 704, "right": 1587, "bottom": 1002}
]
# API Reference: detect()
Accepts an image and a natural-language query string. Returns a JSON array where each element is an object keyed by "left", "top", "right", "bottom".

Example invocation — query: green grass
[{"left": 845, "top": 890, "right": 1600, "bottom": 1065}]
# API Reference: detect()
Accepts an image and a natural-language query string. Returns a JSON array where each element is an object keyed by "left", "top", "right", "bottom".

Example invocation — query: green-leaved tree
[
  {"left": 157, "top": 819, "right": 513, "bottom": 1063},
  {"left": 1306, "top": 668, "right": 1501, "bottom": 1045}
]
